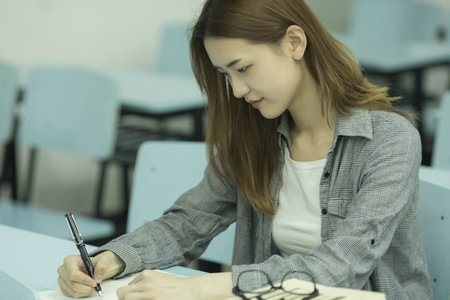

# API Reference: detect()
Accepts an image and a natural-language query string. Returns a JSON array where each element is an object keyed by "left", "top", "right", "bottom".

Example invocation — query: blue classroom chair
[
  {"left": 127, "top": 141, "right": 235, "bottom": 266},
  {"left": 154, "top": 21, "right": 193, "bottom": 76},
  {"left": 418, "top": 166, "right": 450, "bottom": 300},
  {"left": 0, "top": 270, "right": 39, "bottom": 300},
  {"left": 17, "top": 66, "right": 120, "bottom": 218},
  {"left": 431, "top": 91, "right": 450, "bottom": 170},
  {"left": 0, "top": 60, "right": 19, "bottom": 198}
]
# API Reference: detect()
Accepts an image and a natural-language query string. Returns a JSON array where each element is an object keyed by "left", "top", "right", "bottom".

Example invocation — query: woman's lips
[{"left": 249, "top": 98, "right": 264, "bottom": 108}]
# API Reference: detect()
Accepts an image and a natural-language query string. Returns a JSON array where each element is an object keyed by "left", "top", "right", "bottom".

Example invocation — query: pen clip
[{"left": 65, "top": 212, "right": 83, "bottom": 244}]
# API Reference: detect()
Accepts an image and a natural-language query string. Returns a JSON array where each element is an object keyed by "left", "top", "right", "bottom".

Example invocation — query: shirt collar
[
  {"left": 334, "top": 107, "right": 373, "bottom": 140},
  {"left": 277, "top": 107, "right": 373, "bottom": 148}
]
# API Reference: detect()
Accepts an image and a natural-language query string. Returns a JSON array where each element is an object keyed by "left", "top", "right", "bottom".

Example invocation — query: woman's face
[{"left": 204, "top": 35, "right": 306, "bottom": 119}]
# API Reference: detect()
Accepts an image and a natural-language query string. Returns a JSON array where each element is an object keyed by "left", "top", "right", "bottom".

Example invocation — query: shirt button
[
  {"left": 321, "top": 208, "right": 328, "bottom": 215},
  {"left": 323, "top": 171, "right": 330, "bottom": 179}
]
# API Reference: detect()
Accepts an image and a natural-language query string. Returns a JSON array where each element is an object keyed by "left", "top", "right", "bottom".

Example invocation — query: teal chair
[
  {"left": 0, "top": 61, "right": 18, "bottom": 143},
  {"left": 348, "top": 0, "right": 441, "bottom": 42},
  {"left": 0, "top": 60, "right": 19, "bottom": 198},
  {"left": 418, "top": 166, "right": 450, "bottom": 300},
  {"left": 127, "top": 141, "right": 235, "bottom": 267},
  {"left": 18, "top": 66, "right": 120, "bottom": 218},
  {"left": 154, "top": 21, "right": 193, "bottom": 76},
  {"left": 431, "top": 91, "right": 450, "bottom": 169},
  {"left": 0, "top": 270, "right": 39, "bottom": 300}
]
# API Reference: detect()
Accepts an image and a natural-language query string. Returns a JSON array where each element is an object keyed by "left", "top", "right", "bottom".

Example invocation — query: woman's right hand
[{"left": 57, "top": 250, "right": 125, "bottom": 298}]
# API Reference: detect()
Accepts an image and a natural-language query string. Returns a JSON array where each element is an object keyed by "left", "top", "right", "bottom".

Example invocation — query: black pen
[{"left": 65, "top": 212, "right": 103, "bottom": 298}]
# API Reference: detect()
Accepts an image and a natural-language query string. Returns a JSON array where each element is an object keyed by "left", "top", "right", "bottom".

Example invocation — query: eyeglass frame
[{"left": 232, "top": 269, "right": 319, "bottom": 300}]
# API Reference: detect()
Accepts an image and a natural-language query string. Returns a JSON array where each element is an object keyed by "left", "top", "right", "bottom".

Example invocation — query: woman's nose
[{"left": 228, "top": 75, "right": 250, "bottom": 99}]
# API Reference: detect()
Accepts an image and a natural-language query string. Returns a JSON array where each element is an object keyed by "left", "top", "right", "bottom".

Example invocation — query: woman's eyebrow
[{"left": 213, "top": 58, "right": 243, "bottom": 70}]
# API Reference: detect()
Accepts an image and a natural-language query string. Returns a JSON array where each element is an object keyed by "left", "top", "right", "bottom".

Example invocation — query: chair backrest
[
  {"left": 127, "top": 141, "right": 235, "bottom": 265},
  {"left": 0, "top": 270, "right": 39, "bottom": 300},
  {"left": 431, "top": 91, "right": 450, "bottom": 169},
  {"left": 348, "top": 0, "right": 441, "bottom": 42},
  {"left": 153, "top": 21, "right": 193, "bottom": 76},
  {"left": 18, "top": 66, "right": 120, "bottom": 160},
  {"left": 0, "top": 60, "right": 19, "bottom": 143},
  {"left": 418, "top": 166, "right": 450, "bottom": 300}
]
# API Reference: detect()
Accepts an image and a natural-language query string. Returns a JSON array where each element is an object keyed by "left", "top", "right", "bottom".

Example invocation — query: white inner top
[{"left": 272, "top": 147, "right": 325, "bottom": 256}]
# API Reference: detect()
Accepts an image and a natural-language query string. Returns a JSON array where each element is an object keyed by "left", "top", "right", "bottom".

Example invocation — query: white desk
[
  {"left": 333, "top": 33, "right": 450, "bottom": 113},
  {"left": 0, "top": 224, "right": 204, "bottom": 293},
  {"left": 335, "top": 37, "right": 450, "bottom": 73},
  {"left": 19, "top": 67, "right": 207, "bottom": 116},
  {"left": 419, "top": 165, "right": 450, "bottom": 188},
  {"left": 0, "top": 199, "right": 114, "bottom": 241},
  {"left": 104, "top": 70, "right": 206, "bottom": 115}
]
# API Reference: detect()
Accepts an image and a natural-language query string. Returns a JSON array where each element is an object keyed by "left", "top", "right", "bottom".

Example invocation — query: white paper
[{"left": 39, "top": 270, "right": 177, "bottom": 300}]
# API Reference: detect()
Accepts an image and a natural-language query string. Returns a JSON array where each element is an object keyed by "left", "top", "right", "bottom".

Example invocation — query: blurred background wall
[{"left": 2, "top": 0, "right": 448, "bottom": 70}]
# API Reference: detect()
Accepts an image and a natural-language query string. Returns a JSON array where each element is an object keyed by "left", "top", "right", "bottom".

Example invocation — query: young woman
[{"left": 57, "top": 0, "right": 432, "bottom": 299}]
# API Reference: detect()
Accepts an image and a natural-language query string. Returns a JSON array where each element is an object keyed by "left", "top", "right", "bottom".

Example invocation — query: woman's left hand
[{"left": 116, "top": 269, "right": 234, "bottom": 300}]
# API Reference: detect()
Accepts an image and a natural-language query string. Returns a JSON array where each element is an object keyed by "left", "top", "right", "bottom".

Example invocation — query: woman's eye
[{"left": 237, "top": 65, "right": 251, "bottom": 73}]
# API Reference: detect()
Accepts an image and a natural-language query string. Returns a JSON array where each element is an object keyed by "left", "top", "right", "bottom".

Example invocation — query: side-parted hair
[{"left": 190, "top": 0, "right": 417, "bottom": 215}]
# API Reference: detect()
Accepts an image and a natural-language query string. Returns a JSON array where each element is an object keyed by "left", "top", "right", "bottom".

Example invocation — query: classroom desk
[
  {"left": 0, "top": 224, "right": 204, "bottom": 293},
  {"left": 106, "top": 70, "right": 206, "bottom": 115},
  {"left": 334, "top": 34, "right": 450, "bottom": 114},
  {"left": 0, "top": 199, "right": 114, "bottom": 241},
  {"left": 17, "top": 67, "right": 207, "bottom": 135},
  {"left": 17, "top": 67, "right": 206, "bottom": 115},
  {"left": 106, "top": 69, "right": 207, "bottom": 141},
  {"left": 419, "top": 165, "right": 450, "bottom": 188}
]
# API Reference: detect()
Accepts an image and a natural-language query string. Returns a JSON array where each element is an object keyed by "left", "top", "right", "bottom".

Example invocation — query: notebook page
[{"left": 39, "top": 270, "right": 178, "bottom": 300}]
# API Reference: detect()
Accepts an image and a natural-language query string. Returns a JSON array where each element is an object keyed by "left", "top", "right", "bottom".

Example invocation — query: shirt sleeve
[
  {"left": 231, "top": 119, "right": 422, "bottom": 291},
  {"left": 92, "top": 163, "right": 237, "bottom": 278}
]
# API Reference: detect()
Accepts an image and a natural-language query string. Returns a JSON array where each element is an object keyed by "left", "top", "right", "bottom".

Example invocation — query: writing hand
[{"left": 57, "top": 250, "right": 125, "bottom": 298}]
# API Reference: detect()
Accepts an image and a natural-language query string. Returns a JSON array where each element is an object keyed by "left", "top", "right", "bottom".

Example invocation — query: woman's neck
[{"left": 287, "top": 67, "right": 337, "bottom": 139}]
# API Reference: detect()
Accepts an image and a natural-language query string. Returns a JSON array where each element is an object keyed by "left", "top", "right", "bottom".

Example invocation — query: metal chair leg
[
  {"left": 0, "top": 139, "right": 18, "bottom": 200},
  {"left": 22, "top": 148, "right": 37, "bottom": 203},
  {"left": 95, "top": 161, "right": 107, "bottom": 218},
  {"left": 122, "top": 163, "right": 130, "bottom": 221}
]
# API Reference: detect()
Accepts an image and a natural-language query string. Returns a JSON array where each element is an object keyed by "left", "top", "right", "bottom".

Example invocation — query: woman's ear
[{"left": 284, "top": 25, "right": 307, "bottom": 60}]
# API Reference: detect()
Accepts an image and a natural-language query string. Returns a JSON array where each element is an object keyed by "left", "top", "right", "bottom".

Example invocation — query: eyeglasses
[{"left": 232, "top": 270, "right": 319, "bottom": 300}]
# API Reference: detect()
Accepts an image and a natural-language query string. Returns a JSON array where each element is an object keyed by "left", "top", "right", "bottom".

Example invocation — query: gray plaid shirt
[{"left": 96, "top": 108, "right": 432, "bottom": 299}]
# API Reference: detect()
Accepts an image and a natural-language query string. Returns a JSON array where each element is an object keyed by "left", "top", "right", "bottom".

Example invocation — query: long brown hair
[{"left": 190, "top": 0, "right": 417, "bottom": 215}]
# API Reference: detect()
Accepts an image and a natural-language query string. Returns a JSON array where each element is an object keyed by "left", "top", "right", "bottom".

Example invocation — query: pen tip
[{"left": 98, "top": 290, "right": 103, "bottom": 298}]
